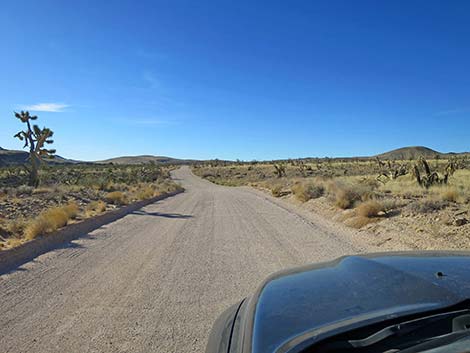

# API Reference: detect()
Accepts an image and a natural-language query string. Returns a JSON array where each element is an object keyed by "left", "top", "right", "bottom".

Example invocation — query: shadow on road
[{"left": 131, "top": 210, "right": 193, "bottom": 219}]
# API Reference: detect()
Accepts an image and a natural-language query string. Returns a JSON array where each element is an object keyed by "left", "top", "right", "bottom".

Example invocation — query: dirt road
[{"left": 0, "top": 166, "right": 376, "bottom": 352}]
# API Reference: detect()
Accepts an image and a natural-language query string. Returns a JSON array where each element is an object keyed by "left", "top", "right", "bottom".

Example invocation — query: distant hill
[
  {"left": 0, "top": 147, "right": 80, "bottom": 167},
  {"left": 375, "top": 146, "right": 445, "bottom": 160},
  {"left": 1, "top": 146, "right": 468, "bottom": 167},
  {"left": 96, "top": 155, "right": 198, "bottom": 165}
]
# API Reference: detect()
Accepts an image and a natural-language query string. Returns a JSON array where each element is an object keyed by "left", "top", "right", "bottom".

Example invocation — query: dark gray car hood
[{"left": 248, "top": 252, "right": 470, "bottom": 353}]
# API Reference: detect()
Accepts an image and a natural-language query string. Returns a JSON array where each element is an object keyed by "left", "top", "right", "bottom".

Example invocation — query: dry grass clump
[
  {"left": 343, "top": 200, "right": 386, "bottom": 229},
  {"left": 291, "top": 182, "right": 325, "bottom": 202},
  {"left": 24, "top": 203, "right": 79, "bottom": 240},
  {"left": 271, "top": 185, "right": 283, "bottom": 197},
  {"left": 326, "top": 182, "right": 360, "bottom": 209},
  {"left": 435, "top": 187, "right": 460, "bottom": 203},
  {"left": 356, "top": 200, "right": 385, "bottom": 218},
  {"left": 105, "top": 191, "right": 128, "bottom": 205},
  {"left": 6, "top": 217, "right": 27, "bottom": 236},
  {"left": 6, "top": 237, "right": 24, "bottom": 248},
  {"left": 63, "top": 202, "right": 79, "bottom": 219},
  {"left": 137, "top": 185, "right": 155, "bottom": 200},
  {"left": 345, "top": 215, "right": 380, "bottom": 229},
  {"left": 85, "top": 200, "right": 107, "bottom": 216},
  {"left": 408, "top": 198, "right": 448, "bottom": 214},
  {"left": 32, "top": 187, "right": 53, "bottom": 194}
]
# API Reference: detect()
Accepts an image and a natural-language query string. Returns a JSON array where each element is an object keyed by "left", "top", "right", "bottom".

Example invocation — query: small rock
[{"left": 455, "top": 218, "right": 468, "bottom": 227}]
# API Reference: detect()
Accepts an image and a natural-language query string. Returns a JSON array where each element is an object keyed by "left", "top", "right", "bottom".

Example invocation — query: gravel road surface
[{"left": 0, "top": 166, "right": 372, "bottom": 352}]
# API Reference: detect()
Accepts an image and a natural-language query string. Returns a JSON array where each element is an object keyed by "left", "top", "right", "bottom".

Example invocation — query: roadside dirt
[{"left": 1, "top": 166, "right": 412, "bottom": 353}]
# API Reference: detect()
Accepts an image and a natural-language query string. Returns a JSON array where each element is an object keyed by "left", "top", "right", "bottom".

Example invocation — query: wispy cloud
[
  {"left": 143, "top": 71, "right": 160, "bottom": 89},
  {"left": 434, "top": 108, "right": 469, "bottom": 116},
  {"left": 22, "top": 102, "right": 69, "bottom": 112}
]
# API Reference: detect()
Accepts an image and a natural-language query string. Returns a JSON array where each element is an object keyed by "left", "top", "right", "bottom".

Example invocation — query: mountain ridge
[{"left": 0, "top": 146, "right": 468, "bottom": 166}]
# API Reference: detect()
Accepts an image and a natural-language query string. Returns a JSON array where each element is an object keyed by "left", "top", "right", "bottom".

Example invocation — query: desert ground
[
  {"left": 1, "top": 166, "right": 400, "bottom": 353},
  {"left": 1, "top": 155, "right": 469, "bottom": 352}
]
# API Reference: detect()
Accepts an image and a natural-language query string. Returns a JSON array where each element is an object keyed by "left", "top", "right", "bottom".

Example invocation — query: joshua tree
[
  {"left": 273, "top": 163, "right": 286, "bottom": 178},
  {"left": 13, "top": 111, "right": 55, "bottom": 187}
]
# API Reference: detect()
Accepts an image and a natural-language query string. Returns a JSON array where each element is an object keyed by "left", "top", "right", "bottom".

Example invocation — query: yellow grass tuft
[
  {"left": 136, "top": 186, "right": 155, "bottom": 200},
  {"left": 345, "top": 215, "right": 380, "bottom": 229},
  {"left": 86, "top": 200, "right": 107, "bottom": 216},
  {"left": 437, "top": 187, "right": 460, "bottom": 203},
  {"left": 23, "top": 204, "right": 78, "bottom": 240},
  {"left": 356, "top": 200, "right": 384, "bottom": 218},
  {"left": 334, "top": 187, "right": 359, "bottom": 209},
  {"left": 105, "top": 191, "right": 128, "bottom": 205},
  {"left": 291, "top": 182, "right": 324, "bottom": 202},
  {"left": 63, "top": 202, "right": 79, "bottom": 219},
  {"left": 271, "top": 185, "right": 283, "bottom": 197}
]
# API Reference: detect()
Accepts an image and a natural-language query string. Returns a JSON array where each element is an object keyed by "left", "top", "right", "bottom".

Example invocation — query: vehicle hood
[{"left": 249, "top": 252, "right": 470, "bottom": 353}]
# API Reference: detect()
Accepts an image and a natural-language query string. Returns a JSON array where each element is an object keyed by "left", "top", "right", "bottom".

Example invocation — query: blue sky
[{"left": 1, "top": 1, "right": 469, "bottom": 161}]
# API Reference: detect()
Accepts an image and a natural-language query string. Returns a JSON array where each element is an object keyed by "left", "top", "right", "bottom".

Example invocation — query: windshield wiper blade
[{"left": 347, "top": 309, "right": 470, "bottom": 348}]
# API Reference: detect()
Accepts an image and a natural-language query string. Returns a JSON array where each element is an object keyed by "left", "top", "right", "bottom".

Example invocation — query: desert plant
[
  {"left": 412, "top": 157, "right": 455, "bottom": 189},
  {"left": 356, "top": 200, "right": 384, "bottom": 218},
  {"left": 271, "top": 185, "right": 283, "bottom": 197},
  {"left": 292, "top": 182, "right": 324, "bottom": 202},
  {"left": 273, "top": 164, "right": 286, "bottom": 178},
  {"left": 105, "top": 191, "right": 128, "bottom": 205},
  {"left": 437, "top": 187, "right": 460, "bottom": 203},
  {"left": 86, "top": 200, "right": 107, "bottom": 215},
  {"left": 408, "top": 198, "right": 448, "bottom": 214},
  {"left": 136, "top": 185, "right": 155, "bottom": 200},
  {"left": 13, "top": 111, "right": 56, "bottom": 187},
  {"left": 63, "top": 202, "right": 79, "bottom": 219},
  {"left": 24, "top": 204, "right": 76, "bottom": 240}
]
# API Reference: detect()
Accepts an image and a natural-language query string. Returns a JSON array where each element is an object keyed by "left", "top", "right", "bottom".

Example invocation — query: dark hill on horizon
[
  {"left": 373, "top": 146, "right": 469, "bottom": 160},
  {"left": 1, "top": 146, "right": 468, "bottom": 166},
  {"left": 96, "top": 155, "right": 198, "bottom": 165},
  {"left": 0, "top": 147, "right": 80, "bottom": 167},
  {"left": 375, "top": 146, "right": 443, "bottom": 160}
]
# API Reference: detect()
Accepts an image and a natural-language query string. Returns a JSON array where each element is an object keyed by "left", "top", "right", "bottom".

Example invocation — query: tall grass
[
  {"left": 24, "top": 202, "right": 79, "bottom": 240},
  {"left": 291, "top": 182, "right": 324, "bottom": 202}
]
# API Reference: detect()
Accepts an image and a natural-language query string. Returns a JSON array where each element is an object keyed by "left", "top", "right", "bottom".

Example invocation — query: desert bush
[
  {"left": 86, "top": 200, "right": 107, "bottom": 215},
  {"left": 327, "top": 182, "right": 360, "bottom": 209},
  {"left": 24, "top": 204, "right": 76, "bottom": 240},
  {"left": 292, "top": 182, "right": 324, "bottom": 202},
  {"left": 271, "top": 185, "right": 283, "bottom": 197},
  {"left": 437, "top": 187, "right": 460, "bottom": 203},
  {"left": 344, "top": 216, "right": 378, "bottom": 229},
  {"left": 6, "top": 237, "right": 23, "bottom": 248},
  {"left": 335, "top": 188, "right": 359, "bottom": 209},
  {"left": 408, "top": 199, "right": 448, "bottom": 214},
  {"left": 24, "top": 216, "right": 51, "bottom": 240},
  {"left": 137, "top": 186, "right": 155, "bottom": 200},
  {"left": 356, "top": 200, "right": 384, "bottom": 218},
  {"left": 63, "top": 202, "right": 79, "bottom": 219},
  {"left": 380, "top": 198, "right": 407, "bottom": 214},
  {"left": 6, "top": 218, "right": 27, "bottom": 236},
  {"left": 32, "top": 187, "right": 53, "bottom": 194},
  {"left": 16, "top": 185, "right": 34, "bottom": 195},
  {"left": 105, "top": 191, "right": 128, "bottom": 205}
]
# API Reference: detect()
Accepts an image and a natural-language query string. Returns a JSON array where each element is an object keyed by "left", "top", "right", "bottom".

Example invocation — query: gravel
[{"left": 0, "top": 166, "right": 374, "bottom": 353}]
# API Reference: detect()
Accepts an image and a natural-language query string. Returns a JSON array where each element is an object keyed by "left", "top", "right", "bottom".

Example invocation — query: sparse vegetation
[
  {"left": 193, "top": 153, "right": 470, "bottom": 236},
  {"left": 0, "top": 162, "right": 183, "bottom": 249}
]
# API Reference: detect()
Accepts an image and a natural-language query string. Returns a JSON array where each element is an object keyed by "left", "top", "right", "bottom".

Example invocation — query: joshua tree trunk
[{"left": 29, "top": 153, "right": 40, "bottom": 187}]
